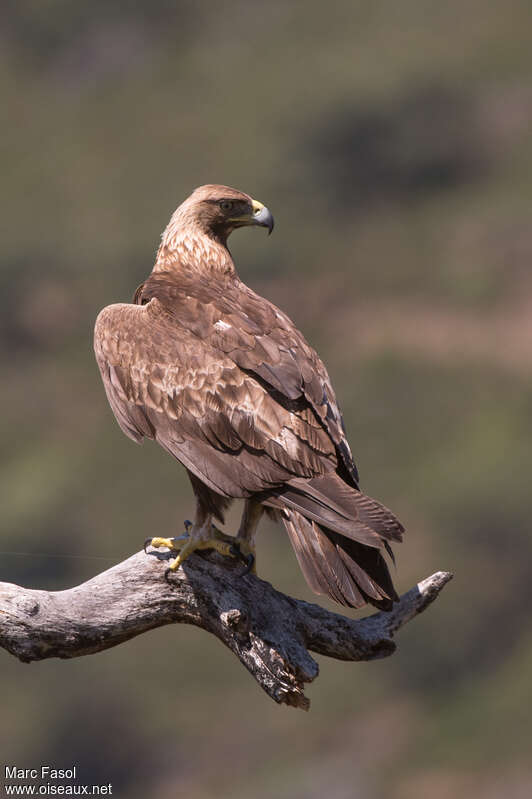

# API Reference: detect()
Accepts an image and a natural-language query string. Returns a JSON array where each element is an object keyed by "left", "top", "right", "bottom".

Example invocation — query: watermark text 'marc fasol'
[{"left": 5, "top": 767, "right": 77, "bottom": 780}]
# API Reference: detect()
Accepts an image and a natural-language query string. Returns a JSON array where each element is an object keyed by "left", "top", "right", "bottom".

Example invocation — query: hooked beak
[
  {"left": 250, "top": 199, "right": 274, "bottom": 234},
  {"left": 229, "top": 199, "right": 274, "bottom": 235}
]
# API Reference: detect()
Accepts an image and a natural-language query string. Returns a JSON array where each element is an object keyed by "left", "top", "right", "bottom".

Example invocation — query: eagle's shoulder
[{"left": 94, "top": 299, "right": 167, "bottom": 363}]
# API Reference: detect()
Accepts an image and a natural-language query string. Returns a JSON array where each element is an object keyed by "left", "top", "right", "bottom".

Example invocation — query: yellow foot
[{"left": 144, "top": 525, "right": 255, "bottom": 577}]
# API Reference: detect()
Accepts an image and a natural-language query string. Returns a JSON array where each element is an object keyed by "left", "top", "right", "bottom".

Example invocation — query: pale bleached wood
[{"left": 0, "top": 547, "right": 452, "bottom": 710}]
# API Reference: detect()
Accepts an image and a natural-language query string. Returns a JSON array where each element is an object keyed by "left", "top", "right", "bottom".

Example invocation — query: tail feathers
[
  {"left": 283, "top": 509, "right": 398, "bottom": 610},
  {"left": 279, "top": 473, "right": 404, "bottom": 546}
]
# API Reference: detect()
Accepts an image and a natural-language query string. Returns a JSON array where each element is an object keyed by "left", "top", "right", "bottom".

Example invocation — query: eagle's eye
[{"left": 220, "top": 200, "right": 234, "bottom": 212}]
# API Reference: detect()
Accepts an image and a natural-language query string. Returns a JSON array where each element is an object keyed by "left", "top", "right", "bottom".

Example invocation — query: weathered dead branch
[{"left": 0, "top": 546, "right": 452, "bottom": 710}]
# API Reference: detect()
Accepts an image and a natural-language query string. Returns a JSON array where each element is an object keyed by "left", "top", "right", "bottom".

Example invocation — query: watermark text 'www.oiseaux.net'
[{"left": 4, "top": 766, "right": 113, "bottom": 796}]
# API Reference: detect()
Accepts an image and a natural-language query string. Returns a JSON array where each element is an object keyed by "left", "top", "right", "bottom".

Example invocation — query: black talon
[
  {"left": 230, "top": 543, "right": 255, "bottom": 576},
  {"left": 229, "top": 542, "right": 243, "bottom": 561},
  {"left": 241, "top": 553, "right": 255, "bottom": 576},
  {"left": 143, "top": 537, "right": 153, "bottom": 554},
  {"left": 164, "top": 567, "right": 175, "bottom": 584}
]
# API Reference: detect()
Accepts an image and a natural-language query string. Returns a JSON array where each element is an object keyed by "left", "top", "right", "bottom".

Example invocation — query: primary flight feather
[{"left": 94, "top": 184, "right": 404, "bottom": 609}]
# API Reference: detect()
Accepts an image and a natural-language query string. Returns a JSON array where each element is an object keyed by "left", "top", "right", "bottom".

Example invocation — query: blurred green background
[{"left": 2, "top": 1, "right": 532, "bottom": 796}]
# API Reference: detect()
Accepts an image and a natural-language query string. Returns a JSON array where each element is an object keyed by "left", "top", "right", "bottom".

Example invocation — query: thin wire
[{"left": 0, "top": 550, "right": 121, "bottom": 562}]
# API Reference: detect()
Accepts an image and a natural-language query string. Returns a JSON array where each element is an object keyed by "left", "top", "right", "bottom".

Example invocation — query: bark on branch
[{"left": 0, "top": 547, "right": 452, "bottom": 710}]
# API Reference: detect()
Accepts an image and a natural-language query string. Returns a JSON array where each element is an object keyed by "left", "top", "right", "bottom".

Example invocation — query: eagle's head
[{"left": 168, "top": 184, "right": 274, "bottom": 243}]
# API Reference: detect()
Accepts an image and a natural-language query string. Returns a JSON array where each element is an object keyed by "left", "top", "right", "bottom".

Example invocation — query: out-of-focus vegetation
[{"left": 2, "top": 1, "right": 532, "bottom": 796}]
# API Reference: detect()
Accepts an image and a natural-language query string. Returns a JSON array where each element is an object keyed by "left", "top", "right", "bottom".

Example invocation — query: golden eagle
[{"left": 94, "top": 185, "right": 403, "bottom": 609}]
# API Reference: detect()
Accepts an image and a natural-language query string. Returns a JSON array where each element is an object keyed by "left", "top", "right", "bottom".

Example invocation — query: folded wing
[{"left": 95, "top": 275, "right": 403, "bottom": 608}]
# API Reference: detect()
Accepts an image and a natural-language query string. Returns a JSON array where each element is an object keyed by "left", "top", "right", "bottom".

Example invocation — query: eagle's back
[{"left": 95, "top": 269, "right": 403, "bottom": 608}]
